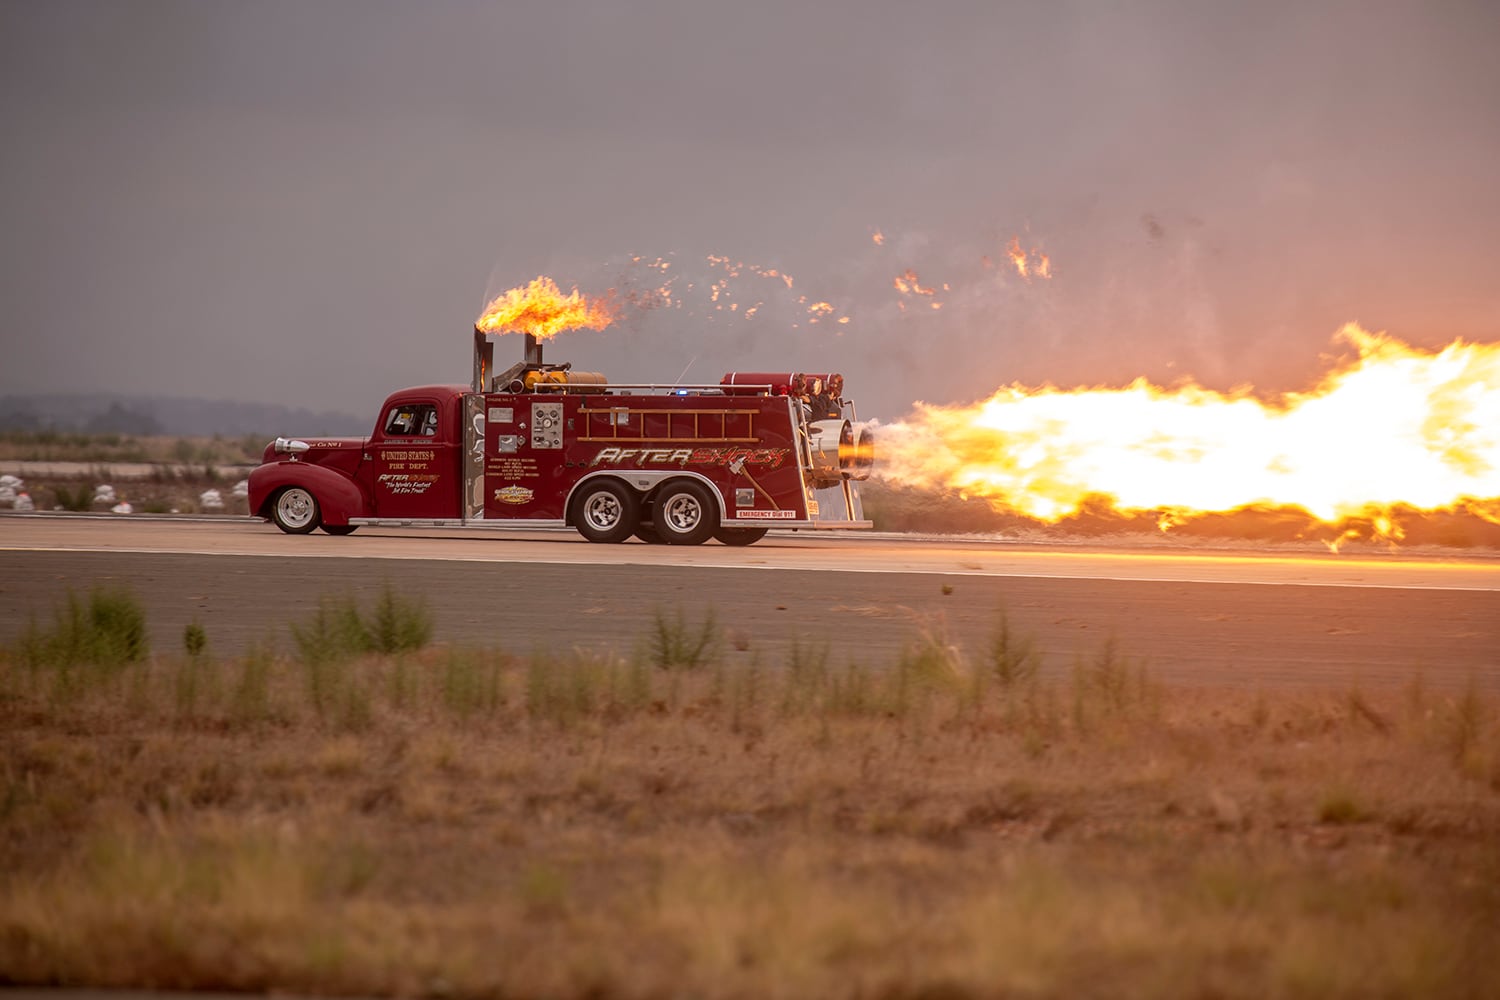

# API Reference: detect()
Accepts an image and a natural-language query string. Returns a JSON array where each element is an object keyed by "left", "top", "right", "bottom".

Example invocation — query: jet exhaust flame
[
  {"left": 879, "top": 325, "right": 1500, "bottom": 541},
  {"left": 476, "top": 276, "right": 619, "bottom": 339}
]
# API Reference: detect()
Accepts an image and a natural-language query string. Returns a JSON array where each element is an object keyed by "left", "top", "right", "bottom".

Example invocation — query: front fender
[{"left": 248, "top": 462, "right": 370, "bottom": 526}]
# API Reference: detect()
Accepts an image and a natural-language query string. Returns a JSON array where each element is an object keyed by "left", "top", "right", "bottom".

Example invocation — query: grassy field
[{"left": 2, "top": 588, "right": 1497, "bottom": 998}]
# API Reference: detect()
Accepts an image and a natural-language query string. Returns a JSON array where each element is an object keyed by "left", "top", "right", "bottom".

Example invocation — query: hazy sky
[{"left": 3, "top": 0, "right": 1498, "bottom": 422}]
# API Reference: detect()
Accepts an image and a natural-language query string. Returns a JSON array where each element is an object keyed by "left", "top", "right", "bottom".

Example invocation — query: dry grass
[
  {"left": 1, "top": 432, "right": 265, "bottom": 515},
  {"left": 10, "top": 470, "right": 252, "bottom": 517},
  {"left": 0, "top": 431, "right": 265, "bottom": 466},
  {"left": 2, "top": 610, "right": 1498, "bottom": 998}
]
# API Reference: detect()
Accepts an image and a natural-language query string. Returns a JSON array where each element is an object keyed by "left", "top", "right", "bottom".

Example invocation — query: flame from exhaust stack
[
  {"left": 879, "top": 325, "right": 1500, "bottom": 538},
  {"left": 477, "top": 276, "right": 619, "bottom": 339}
]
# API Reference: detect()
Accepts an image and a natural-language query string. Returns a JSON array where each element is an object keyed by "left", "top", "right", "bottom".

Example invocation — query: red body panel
[
  {"left": 248, "top": 385, "right": 469, "bottom": 525},
  {"left": 248, "top": 460, "right": 371, "bottom": 526},
  {"left": 478, "top": 391, "right": 808, "bottom": 523},
  {"left": 365, "top": 386, "right": 466, "bottom": 520}
]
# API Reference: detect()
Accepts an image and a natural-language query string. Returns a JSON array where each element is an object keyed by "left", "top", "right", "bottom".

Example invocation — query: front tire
[
  {"left": 714, "top": 526, "right": 768, "bottom": 546},
  {"left": 573, "top": 479, "right": 639, "bottom": 543},
  {"left": 271, "top": 487, "right": 320, "bottom": 534},
  {"left": 654, "top": 480, "right": 717, "bottom": 545}
]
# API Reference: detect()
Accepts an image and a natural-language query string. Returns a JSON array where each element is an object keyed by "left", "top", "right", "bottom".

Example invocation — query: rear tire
[
  {"left": 654, "top": 480, "right": 717, "bottom": 545},
  {"left": 572, "top": 479, "right": 638, "bottom": 543},
  {"left": 270, "top": 487, "right": 320, "bottom": 534},
  {"left": 633, "top": 522, "right": 667, "bottom": 544},
  {"left": 631, "top": 502, "right": 666, "bottom": 544},
  {"left": 714, "top": 526, "right": 768, "bottom": 546}
]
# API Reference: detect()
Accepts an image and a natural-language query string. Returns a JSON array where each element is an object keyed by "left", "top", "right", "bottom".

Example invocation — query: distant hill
[{"left": 0, "top": 394, "right": 368, "bottom": 438}]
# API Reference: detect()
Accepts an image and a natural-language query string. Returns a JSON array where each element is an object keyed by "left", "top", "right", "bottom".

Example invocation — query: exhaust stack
[
  {"left": 473, "top": 328, "right": 545, "bottom": 392},
  {"left": 473, "top": 327, "right": 603, "bottom": 393},
  {"left": 472, "top": 327, "right": 493, "bottom": 393}
]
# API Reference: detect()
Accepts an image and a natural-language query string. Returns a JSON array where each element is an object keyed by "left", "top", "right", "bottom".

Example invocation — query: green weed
[
  {"left": 780, "top": 635, "right": 831, "bottom": 715},
  {"left": 230, "top": 642, "right": 275, "bottom": 726},
  {"left": 183, "top": 622, "right": 208, "bottom": 658},
  {"left": 618, "top": 653, "right": 653, "bottom": 714},
  {"left": 1071, "top": 635, "right": 1157, "bottom": 733},
  {"left": 441, "top": 648, "right": 504, "bottom": 719},
  {"left": 1446, "top": 678, "right": 1489, "bottom": 776},
  {"left": 174, "top": 623, "right": 215, "bottom": 721},
  {"left": 526, "top": 650, "right": 651, "bottom": 726},
  {"left": 525, "top": 650, "right": 597, "bottom": 726},
  {"left": 49, "top": 484, "right": 93, "bottom": 512},
  {"left": 291, "top": 597, "right": 370, "bottom": 666},
  {"left": 290, "top": 586, "right": 433, "bottom": 665},
  {"left": 18, "top": 586, "right": 149, "bottom": 672},
  {"left": 1086, "top": 635, "right": 1133, "bottom": 711},
  {"left": 365, "top": 584, "right": 433, "bottom": 654},
  {"left": 987, "top": 608, "right": 1041, "bottom": 687},
  {"left": 897, "top": 615, "right": 967, "bottom": 692},
  {"left": 647, "top": 606, "right": 720, "bottom": 670}
]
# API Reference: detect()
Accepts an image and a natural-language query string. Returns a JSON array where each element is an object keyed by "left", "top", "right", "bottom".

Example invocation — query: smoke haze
[{"left": 3, "top": 0, "right": 1497, "bottom": 420}]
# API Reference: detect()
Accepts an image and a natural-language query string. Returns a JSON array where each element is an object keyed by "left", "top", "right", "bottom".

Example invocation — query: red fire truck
[{"left": 247, "top": 330, "right": 874, "bottom": 545}]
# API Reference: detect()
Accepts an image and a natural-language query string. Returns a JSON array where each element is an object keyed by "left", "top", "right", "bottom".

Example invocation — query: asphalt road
[{"left": 2, "top": 515, "right": 1496, "bottom": 690}]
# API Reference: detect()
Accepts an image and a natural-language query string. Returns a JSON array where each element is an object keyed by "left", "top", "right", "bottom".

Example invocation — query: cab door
[{"left": 372, "top": 398, "right": 460, "bottom": 519}]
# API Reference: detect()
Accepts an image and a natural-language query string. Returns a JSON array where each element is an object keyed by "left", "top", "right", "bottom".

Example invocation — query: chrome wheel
[
  {"left": 271, "top": 487, "right": 319, "bottom": 534},
  {"left": 573, "top": 480, "right": 638, "bottom": 543},
  {"left": 654, "top": 481, "right": 716, "bottom": 545},
  {"left": 585, "top": 492, "right": 623, "bottom": 530}
]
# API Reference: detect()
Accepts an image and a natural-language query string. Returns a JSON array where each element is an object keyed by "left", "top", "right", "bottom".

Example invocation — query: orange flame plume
[
  {"left": 879, "top": 325, "right": 1500, "bottom": 539},
  {"left": 1005, "top": 237, "right": 1051, "bottom": 281},
  {"left": 1006, "top": 237, "right": 1029, "bottom": 278},
  {"left": 893, "top": 269, "right": 937, "bottom": 297},
  {"left": 476, "top": 276, "right": 619, "bottom": 340}
]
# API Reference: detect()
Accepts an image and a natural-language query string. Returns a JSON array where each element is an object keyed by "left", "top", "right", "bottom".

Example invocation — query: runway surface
[{"left": 2, "top": 515, "right": 1496, "bottom": 689}]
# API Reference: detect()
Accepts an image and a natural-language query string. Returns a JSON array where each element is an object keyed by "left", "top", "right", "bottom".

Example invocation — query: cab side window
[{"left": 385, "top": 404, "right": 437, "bottom": 437}]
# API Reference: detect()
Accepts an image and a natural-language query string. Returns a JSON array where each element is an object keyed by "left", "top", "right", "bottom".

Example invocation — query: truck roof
[{"left": 382, "top": 384, "right": 470, "bottom": 402}]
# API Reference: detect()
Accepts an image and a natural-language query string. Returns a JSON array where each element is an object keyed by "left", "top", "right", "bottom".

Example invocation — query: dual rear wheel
[
  {"left": 653, "top": 480, "right": 718, "bottom": 545},
  {"left": 574, "top": 478, "right": 766, "bottom": 546},
  {"left": 573, "top": 480, "right": 640, "bottom": 544}
]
